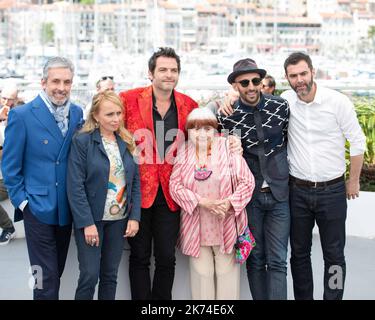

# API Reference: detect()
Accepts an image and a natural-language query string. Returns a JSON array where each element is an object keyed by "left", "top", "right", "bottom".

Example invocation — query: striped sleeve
[
  {"left": 227, "top": 153, "right": 255, "bottom": 216},
  {"left": 169, "top": 147, "right": 201, "bottom": 215}
]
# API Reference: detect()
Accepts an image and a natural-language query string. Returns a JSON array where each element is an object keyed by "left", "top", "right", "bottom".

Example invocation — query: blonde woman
[
  {"left": 67, "top": 91, "right": 141, "bottom": 300},
  {"left": 169, "top": 107, "right": 255, "bottom": 300}
]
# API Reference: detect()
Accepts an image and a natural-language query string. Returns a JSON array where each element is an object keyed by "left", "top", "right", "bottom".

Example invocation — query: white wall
[
  {"left": 311, "top": 191, "right": 375, "bottom": 239},
  {"left": 2, "top": 191, "right": 374, "bottom": 240},
  {"left": 0, "top": 191, "right": 375, "bottom": 239},
  {"left": 346, "top": 191, "right": 375, "bottom": 239}
]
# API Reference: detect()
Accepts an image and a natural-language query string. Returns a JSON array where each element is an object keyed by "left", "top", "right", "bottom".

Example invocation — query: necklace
[
  {"left": 101, "top": 134, "right": 116, "bottom": 143},
  {"left": 194, "top": 147, "right": 212, "bottom": 181},
  {"left": 194, "top": 164, "right": 212, "bottom": 181}
]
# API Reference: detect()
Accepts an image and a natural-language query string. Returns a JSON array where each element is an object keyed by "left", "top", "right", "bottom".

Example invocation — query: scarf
[{"left": 39, "top": 90, "right": 70, "bottom": 137}]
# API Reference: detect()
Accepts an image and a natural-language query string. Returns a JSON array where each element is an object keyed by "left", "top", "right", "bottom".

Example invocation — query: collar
[
  {"left": 296, "top": 82, "right": 322, "bottom": 106},
  {"left": 152, "top": 90, "right": 176, "bottom": 110},
  {"left": 92, "top": 128, "right": 127, "bottom": 155},
  {"left": 39, "top": 90, "right": 71, "bottom": 117}
]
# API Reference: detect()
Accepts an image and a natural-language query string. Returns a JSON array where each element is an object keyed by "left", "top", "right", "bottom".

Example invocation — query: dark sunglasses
[
  {"left": 236, "top": 78, "right": 262, "bottom": 88},
  {"left": 100, "top": 76, "right": 114, "bottom": 81}
]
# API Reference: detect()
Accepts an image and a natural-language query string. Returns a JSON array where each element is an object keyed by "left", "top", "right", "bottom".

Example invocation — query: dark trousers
[
  {"left": 74, "top": 219, "right": 126, "bottom": 300},
  {"left": 290, "top": 180, "right": 347, "bottom": 300},
  {"left": 0, "top": 178, "right": 13, "bottom": 230},
  {"left": 23, "top": 205, "right": 71, "bottom": 300},
  {"left": 128, "top": 188, "right": 180, "bottom": 300}
]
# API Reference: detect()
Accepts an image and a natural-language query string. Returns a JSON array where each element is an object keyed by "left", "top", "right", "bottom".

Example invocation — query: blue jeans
[
  {"left": 75, "top": 219, "right": 126, "bottom": 300},
  {"left": 289, "top": 179, "right": 347, "bottom": 300},
  {"left": 246, "top": 192, "right": 290, "bottom": 300}
]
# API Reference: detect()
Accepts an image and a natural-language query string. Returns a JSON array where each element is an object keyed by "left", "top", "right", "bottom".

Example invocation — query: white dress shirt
[{"left": 281, "top": 84, "right": 366, "bottom": 182}]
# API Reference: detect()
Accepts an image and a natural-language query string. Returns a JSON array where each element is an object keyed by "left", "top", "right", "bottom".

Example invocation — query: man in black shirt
[{"left": 120, "top": 48, "right": 198, "bottom": 300}]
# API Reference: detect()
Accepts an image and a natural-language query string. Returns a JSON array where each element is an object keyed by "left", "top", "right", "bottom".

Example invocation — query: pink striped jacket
[{"left": 169, "top": 137, "right": 255, "bottom": 258}]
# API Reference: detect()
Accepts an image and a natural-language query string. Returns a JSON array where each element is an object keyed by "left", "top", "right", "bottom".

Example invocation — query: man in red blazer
[{"left": 119, "top": 47, "right": 198, "bottom": 300}]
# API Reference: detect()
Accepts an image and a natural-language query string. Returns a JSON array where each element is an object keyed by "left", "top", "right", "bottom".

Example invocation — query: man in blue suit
[{"left": 2, "top": 57, "right": 83, "bottom": 300}]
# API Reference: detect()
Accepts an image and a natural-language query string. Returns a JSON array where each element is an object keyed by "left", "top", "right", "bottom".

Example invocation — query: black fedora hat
[{"left": 227, "top": 58, "right": 267, "bottom": 84}]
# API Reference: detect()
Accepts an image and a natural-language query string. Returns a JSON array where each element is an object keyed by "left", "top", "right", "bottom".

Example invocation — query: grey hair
[
  {"left": 187, "top": 106, "right": 217, "bottom": 123},
  {"left": 42, "top": 56, "right": 75, "bottom": 80}
]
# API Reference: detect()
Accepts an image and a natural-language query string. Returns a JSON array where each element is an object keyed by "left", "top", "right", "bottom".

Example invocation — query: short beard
[
  {"left": 292, "top": 76, "right": 314, "bottom": 97},
  {"left": 48, "top": 95, "right": 68, "bottom": 106},
  {"left": 240, "top": 91, "right": 260, "bottom": 107}
]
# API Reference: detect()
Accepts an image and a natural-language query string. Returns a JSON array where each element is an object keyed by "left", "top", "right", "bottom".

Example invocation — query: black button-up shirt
[
  {"left": 152, "top": 92, "right": 178, "bottom": 161},
  {"left": 152, "top": 92, "right": 178, "bottom": 205}
]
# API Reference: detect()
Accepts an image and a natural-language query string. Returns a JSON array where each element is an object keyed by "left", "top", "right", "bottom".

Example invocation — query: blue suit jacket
[
  {"left": 66, "top": 129, "right": 141, "bottom": 229},
  {"left": 1, "top": 95, "right": 84, "bottom": 226}
]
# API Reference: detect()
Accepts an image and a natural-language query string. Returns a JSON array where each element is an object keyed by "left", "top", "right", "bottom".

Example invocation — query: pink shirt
[{"left": 195, "top": 159, "right": 221, "bottom": 246}]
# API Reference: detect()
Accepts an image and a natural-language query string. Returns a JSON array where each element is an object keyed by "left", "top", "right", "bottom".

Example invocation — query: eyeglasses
[
  {"left": 1, "top": 97, "right": 15, "bottom": 102},
  {"left": 235, "top": 78, "right": 262, "bottom": 88},
  {"left": 100, "top": 76, "right": 114, "bottom": 81}
]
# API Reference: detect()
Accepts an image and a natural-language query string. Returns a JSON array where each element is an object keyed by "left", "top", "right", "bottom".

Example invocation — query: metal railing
[{"left": 4, "top": 80, "right": 375, "bottom": 108}]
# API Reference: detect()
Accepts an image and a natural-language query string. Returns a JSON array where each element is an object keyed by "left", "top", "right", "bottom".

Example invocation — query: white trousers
[{"left": 189, "top": 246, "right": 240, "bottom": 300}]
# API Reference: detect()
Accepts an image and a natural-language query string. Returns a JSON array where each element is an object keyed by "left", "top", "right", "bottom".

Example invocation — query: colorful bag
[
  {"left": 234, "top": 225, "right": 256, "bottom": 264},
  {"left": 224, "top": 138, "right": 256, "bottom": 264}
]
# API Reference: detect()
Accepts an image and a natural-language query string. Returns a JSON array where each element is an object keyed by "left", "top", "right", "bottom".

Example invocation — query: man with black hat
[{"left": 216, "top": 58, "right": 290, "bottom": 300}]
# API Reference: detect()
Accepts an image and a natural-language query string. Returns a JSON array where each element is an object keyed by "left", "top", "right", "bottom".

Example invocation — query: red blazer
[{"left": 119, "top": 85, "right": 198, "bottom": 211}]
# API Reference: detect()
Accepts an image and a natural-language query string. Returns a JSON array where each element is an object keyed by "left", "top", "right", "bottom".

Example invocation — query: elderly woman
[
  {"left": 67, "top": 91, "right": 141, "bottom": 300},
  {"left": 169, "top": 107, "right": 255, "bottom": 300}
]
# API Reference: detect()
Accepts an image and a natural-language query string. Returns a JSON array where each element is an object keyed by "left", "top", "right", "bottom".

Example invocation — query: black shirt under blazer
[{"left": 67, "top": 128, "right": 141, "bottom": 229}]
